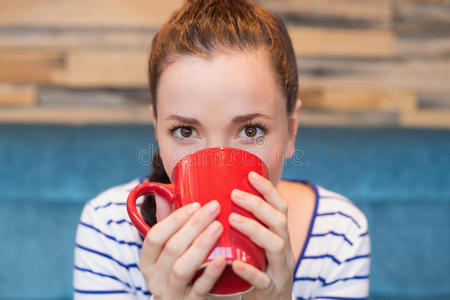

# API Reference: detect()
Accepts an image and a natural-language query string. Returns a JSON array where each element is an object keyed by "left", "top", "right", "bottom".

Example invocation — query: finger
[
  {"left": 188, "top": 256, "right": 227, "bottom": 299},
  {"left": 158, "top": 200, "right": 220, "bottom": 263},
  {"left": 229, "top": 213, "right": 287, "bottom": 271},
  {"left": 248, "top": 171, "right": 288, "bottom": 214},
  {"left": 231, "top": 188, "right": 289, "bottom": 241},
  {"left": 142, "top": 202, "right": 201, "bottom": 263},
  {"left": 231, "top": 260, "right": 273, "bottom": 293},
  {"left": 168, "top": 220, "right": 224, "bottom": 290}
]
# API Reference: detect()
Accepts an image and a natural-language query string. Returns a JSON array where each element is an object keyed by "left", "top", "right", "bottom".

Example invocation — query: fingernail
[
  {"left": 249, "top": 171, "right": 260, "bottom": 181},
  {"left": 231, "top": 189, "right": 245, "bottom": 200},
  {"left": 229, "top": 213, "right": 243, "bottom": 223},
  {"left": 204, "top": 200, "right": 219, "bottom": 216},
  {"left": 207, "top": 221, "right": 222, "bottom": 235},
  {"left": 186, "top": 202, "right": 200, "bottom": 215},
  {"left": 234, "top": 260, "right": 246, "bottom": 271}
]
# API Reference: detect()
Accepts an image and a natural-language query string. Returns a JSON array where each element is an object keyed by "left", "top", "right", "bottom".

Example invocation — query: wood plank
[
  {"left": 396, "top": 33, "right": 450, "bottom": 58},
  {"left": 0, "top": 106, "right": 153, "bottom": 125},
  {"left": 394, "top": 0, "right": 450, "bottom": 33},
  {"left": 0, "top": 29, "right": 155, "bottom": 50},
  {"left": 53, "top": 50, "right": 147, "bottom": 87},
  {"left": 256, "top": 0, "right": 392, "bottom": 29},
  {"left": 38, "top": 86, "right": 149, "bottom": 106},
  {"left": 398, "top": 0, "right": 450, "bottom": 2},
  {"left": 300, "top": 88, "right": 417, "bottom": 112},
  {"left": 0, "top": 0, "right": 183, "bottom": 28},
  {"left": 0, "top": 50, "right": 64, "bottom": 84},
  {"left": 0, "top": 49, "right": 147, "bottom": 87},
  {"left": 418, "top": 91, "right": 450, "bottom": 109},
  {"left": 0, "top": 84, "right": 36, "bottom": 106},
  {"left": 298, "top": 109, "right": 399, "bottom": 127},
  {"left": 289, "top": 27, "right": 395, "bottom": 57},
  {"left": 399, "top": 109, "right": 450, "bottom": 128},
  {"left": 298, "top": 58, "right": 450, "bottom": 95}
]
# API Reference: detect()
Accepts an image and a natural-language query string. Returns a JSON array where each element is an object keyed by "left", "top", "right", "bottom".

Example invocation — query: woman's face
[{"left": 153, "top": 48, "right": 300, "bottom": 190}]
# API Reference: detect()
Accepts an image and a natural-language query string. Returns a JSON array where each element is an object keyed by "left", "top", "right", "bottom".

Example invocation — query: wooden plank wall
[{"left": 0, "top": 0, "right": 449, "bottom": 127}]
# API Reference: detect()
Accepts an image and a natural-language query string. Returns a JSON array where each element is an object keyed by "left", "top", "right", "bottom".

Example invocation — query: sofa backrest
[{"left": 1, "top": 125, "right": 448, "bottom": 299}]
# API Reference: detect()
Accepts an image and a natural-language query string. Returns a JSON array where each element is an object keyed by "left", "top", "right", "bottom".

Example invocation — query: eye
[
  {"left": 244, "top": 127, "right": 257, "bottom": 137},
  {"left": 238, "top": 122, "right": 268, "bottom": 140},
  {"left": 179, "top": 127, "right": 193, "bottom": 137},
  {"left": 169, "top": 125, "right": 198, "bottom": 141}
]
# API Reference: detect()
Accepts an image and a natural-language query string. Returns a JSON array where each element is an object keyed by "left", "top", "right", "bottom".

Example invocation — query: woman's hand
[
  {"left": 229, "top": 171, "right": 295, "bottom": 300},
  {"left": 139, "top": 200, "right": 228, "bottom": 300}
]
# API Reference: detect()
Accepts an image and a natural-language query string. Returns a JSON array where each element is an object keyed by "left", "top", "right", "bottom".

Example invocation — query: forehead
[{"left": 156, "top": 50, "right": 285, "bottom": 119}]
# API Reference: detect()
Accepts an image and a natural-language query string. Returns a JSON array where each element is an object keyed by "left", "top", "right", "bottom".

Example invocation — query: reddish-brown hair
[{"left": 148, "top": 0, "right": 298, "bottom": 117}]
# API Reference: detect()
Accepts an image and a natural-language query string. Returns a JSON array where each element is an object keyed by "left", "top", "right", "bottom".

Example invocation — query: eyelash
[
  {"left": 168, "top": 123, "right": 194, "bottom": 142},
  {"left": 168, "top": 121, "right": 269, "bottom": 142},
  {"left": 240, "top": 121, "right": 268, "bottom": 137}
]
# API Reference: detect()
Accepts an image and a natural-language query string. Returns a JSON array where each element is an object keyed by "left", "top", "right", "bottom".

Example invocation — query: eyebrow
[{"left": 165, "top": 113, "right": 272, "bottom": 126}]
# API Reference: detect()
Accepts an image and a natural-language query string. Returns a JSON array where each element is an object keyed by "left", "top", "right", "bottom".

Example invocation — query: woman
[{"left": 74, "top": 0, "right": 370, "bottom": 299}]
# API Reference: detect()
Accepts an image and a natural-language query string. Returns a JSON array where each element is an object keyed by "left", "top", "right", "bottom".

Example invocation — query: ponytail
[{"left": 140, "top": 150, "right": 170, "bottom": 228}]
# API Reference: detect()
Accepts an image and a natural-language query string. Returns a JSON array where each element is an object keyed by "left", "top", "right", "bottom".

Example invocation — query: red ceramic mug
[{"left": 127, "top": 146, "right": 269, "bottom": 296}]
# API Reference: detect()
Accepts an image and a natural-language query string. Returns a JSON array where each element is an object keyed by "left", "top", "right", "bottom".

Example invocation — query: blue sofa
[{"left": 0, "top": 124, "right": 449, "bottom": 299}]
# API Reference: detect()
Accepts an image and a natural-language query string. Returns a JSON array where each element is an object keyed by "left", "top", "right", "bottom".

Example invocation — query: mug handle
[{"left": 127, "top": 182, "right": 175, "bottom": 237}]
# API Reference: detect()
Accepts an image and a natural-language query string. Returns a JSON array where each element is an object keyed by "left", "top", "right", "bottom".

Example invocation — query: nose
[
  {"left": 206, "top": 137, "right": 230, "bottom": 149},
  {"left": 206, "top": 143, "right": 228, "bottom": 149}
]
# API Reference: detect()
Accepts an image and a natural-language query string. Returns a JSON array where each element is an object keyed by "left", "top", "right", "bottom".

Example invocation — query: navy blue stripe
[
  {"left": 93, "top": 202, "right": 142, "bottom": 210},
  {"left": 303, "top": 254, "right": 341, "bottom": 265},
  {"left": 74, "top": 266, "right": 151, "bottom": 295},
  {"left": 94, "top": 202, "right": 130, "bottom": 210},
  {"left": 302, "top": 253, "right": 370, "bottom": 265},
  {"left": 74, "top": 265, "right": 131, "bottom": 288},
  {"left": 106, "top": 219, "right": 134, "bottom": 226},
  {"left": 295, "top": 276, "right": 316, "bottom": 282},
  {"left": 311, "top": 231, "right": 353, "bottom": 246},
  {"left": 314, "top": 297, "right": 367, "bottom": 300},
  {"left": 75, "top": 244, "right": 139, "bottom": 270},
  {"left": 345, "top": 254, "right": 370, "bottom": 262},
  {"left": 359, "top": 231, "right": 369, "bottom": 237},
  {"left": 316, "top": 211, "right": 361, "bottom": 229},
  {"left": 296, "top": 297, "right": 367, "bottom": 300},
  {"left": 74, "top": 289, "right": 128, "bottom": 294},
  {"left": 294, "top": 275, "right": 369, "bottom": 286},
  {"left": 74, "top": 266, "right": 151, "bottom": 294},
  {"left": 79, "top": 221, "right": 142, "bottom": 248},
  {"left": 94, "top": 202, "right": 117, "bottom": 210},
  {"left": 325, "top": 275, "right": 369, "bottom": 286}
]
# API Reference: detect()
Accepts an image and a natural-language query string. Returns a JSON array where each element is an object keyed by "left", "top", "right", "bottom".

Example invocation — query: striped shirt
[{"left": 74, "top": 177, "right": 370, "bottom": 299}]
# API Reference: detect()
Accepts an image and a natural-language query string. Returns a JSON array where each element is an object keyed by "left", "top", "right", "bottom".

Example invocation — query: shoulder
[
  {"left": 80, "top": 178, "right": 141, "bottom": 222},
  {"left": 307, "top": 184, "right": 371, "bottom": 270},
  {"left": 314, "top": 185, "right": 369, "bottom": 237},
  {"left": 279, "top": 179, "right": 368, "bottom": 236},
  {"left": 76, "top": 177, "right": 145, "bottom": 250},
  {"left": 77, "top": 177, "right": 142, "bottom": 240}
]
